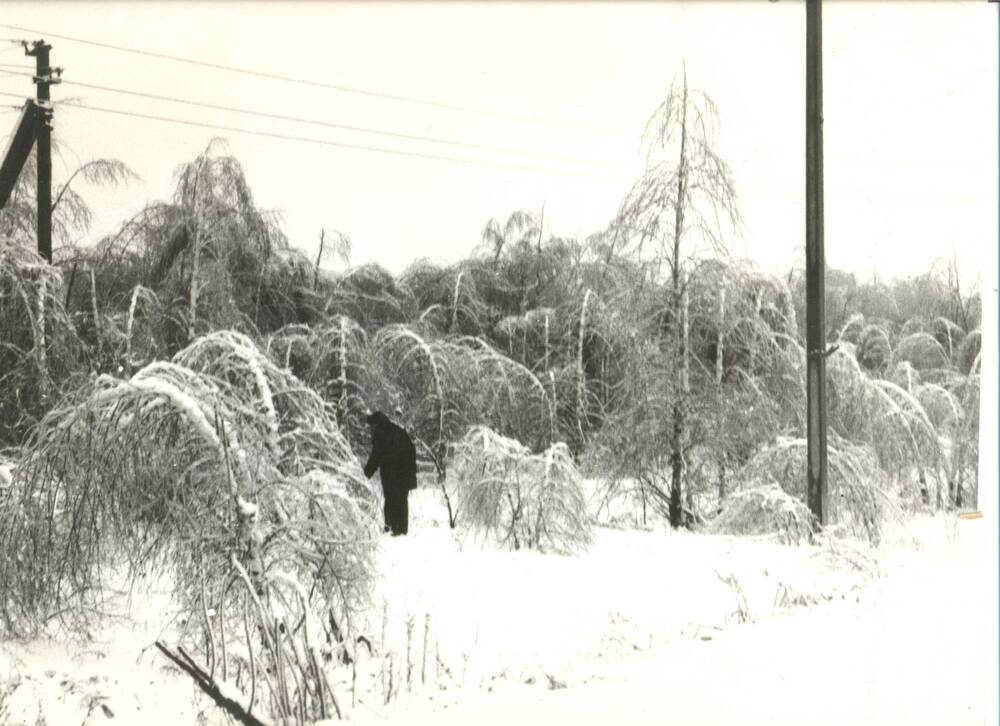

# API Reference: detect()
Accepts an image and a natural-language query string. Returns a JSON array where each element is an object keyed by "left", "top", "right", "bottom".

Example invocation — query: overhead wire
[
  {"left": 0, "top": 70, "right": 623, "bottom": 169},
  {"left": 0, "top": 21, "right": 623, "bottom": 136},
  {"left": 0, "top": 90, "right": 617, "bottom": 180}
]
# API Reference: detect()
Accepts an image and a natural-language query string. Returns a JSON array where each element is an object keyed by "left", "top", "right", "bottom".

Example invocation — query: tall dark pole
[
  {"left": 26, "top": 41, "right": 54, "bottom": 264},
  {"left": 805, "top": 0, "right": 828, "bottom": 525}
]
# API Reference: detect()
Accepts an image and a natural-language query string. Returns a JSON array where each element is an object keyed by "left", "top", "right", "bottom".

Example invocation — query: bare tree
[
  {"left": 314, "top": 228, "right": 352, "bottom": 290},
  {"left": 480, "top": 209, "right": 540, "bottom": 266},
  {"left": 945, "top": 247, "right": 979, "bottom": 334}
]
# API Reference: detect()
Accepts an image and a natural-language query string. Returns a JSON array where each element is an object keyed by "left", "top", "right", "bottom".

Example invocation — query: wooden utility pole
[
  {"left": 25, "top": 40, "right": 58, "bottom": 263},
  {"left": 805, "top": 0, "right": 829, "bottom": 525}
]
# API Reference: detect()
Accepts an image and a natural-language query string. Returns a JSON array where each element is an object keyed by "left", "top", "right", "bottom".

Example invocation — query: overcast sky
[{"left": 0, "top": 1, "right": 995, "bottom": 290}]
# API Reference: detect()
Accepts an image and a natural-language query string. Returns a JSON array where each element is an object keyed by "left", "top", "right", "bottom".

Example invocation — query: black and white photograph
[{"left": 0, "top": 2, "right": 996, "bottom": 724}]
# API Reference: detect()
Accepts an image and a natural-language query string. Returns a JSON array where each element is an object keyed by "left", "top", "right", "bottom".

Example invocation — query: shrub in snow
[
  {"left": 956, "top": 329, "right": 981, "bottom": 376},
  {"left": 892, "top": 332, "right": 949, "bottom": 371},
  {"left": 889, "top": 360, "right": 920, "bottom": 392},
  {"left": 856, "top": 324, "right": 892, "bottom": 372},
  {"left": 370, "top": 327, "right": 553, "bottom": 475},
  {"left": 930, "top": 316, "right": 965, "bottom": 359},
  {"left": 269, "top": 320, "right": 556, "bottom": 530},
  {"left": 709, "top": 483, "right": 815, "bottom": 545},
  {"left": 450, "top": 426, "right": 592, "bottom": 554},
  {"left": 835, "top": 312, "right": 866, "bottom": 345},
  {"left": 826, "top": 347, "right": 946, "bottom": 500},
  {"left": 737, "top": 434, "right": 888, "bottom": 545},
  {"left": 0, "top": 330, "right": 379, "bottom": 723}
]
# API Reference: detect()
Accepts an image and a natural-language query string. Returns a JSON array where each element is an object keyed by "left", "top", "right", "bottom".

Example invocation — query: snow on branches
[{"left": 450, "top": 426, "right": 592, "bottom": 555}]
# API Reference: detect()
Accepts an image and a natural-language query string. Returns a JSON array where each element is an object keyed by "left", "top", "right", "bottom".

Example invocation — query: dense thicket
[
  {"left": 0, "top": 100, "right": 982, "bottom": 722},
  {"left": 0, "top": 131, "right": 982, "bottom": 511}
]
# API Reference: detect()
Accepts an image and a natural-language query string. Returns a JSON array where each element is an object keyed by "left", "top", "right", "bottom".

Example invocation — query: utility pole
[
  {"left": 805, "top": 0, "right": 829, "bottom": 525},
  {"left": 25, "top": 40, "right": 58, "bottom": 264}
]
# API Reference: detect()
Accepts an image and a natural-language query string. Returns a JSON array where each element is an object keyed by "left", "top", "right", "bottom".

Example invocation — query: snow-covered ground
[
  {"left": 351, "top": 510, "right": 993, "bottom": 726},
  {"left": 0, "top": 486, "right": 993, "bottom": 726}
]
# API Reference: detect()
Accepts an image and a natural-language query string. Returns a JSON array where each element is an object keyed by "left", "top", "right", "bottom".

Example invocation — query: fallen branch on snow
[{"left": 155, "top": 640, "right": 272, "bottom": 726}]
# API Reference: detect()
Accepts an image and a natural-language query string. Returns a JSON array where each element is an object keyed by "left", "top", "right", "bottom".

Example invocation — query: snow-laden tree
[{"left": 613, "top": 64, "right": 741, "bottom": 527}]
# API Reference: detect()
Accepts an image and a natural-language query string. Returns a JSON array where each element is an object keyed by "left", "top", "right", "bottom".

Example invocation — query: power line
[
  {"left": 0, "top": 71, "right": 622, "bottom": 169},
  {"left": 0, "top": 21, "right": 623, "bottom": 136},
  {"left": 0, "top": 91, "right": 615, "bottom": 179}
]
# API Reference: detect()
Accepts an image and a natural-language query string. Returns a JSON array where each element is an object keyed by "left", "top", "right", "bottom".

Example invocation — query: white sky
[{"left": 0, "top": 1, "right": 996, "bottom": 290}]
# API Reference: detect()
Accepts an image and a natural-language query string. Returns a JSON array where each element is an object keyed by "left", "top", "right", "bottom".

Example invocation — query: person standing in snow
[{"left": 363, "top": 409, "right": 418, "bottom": 536}]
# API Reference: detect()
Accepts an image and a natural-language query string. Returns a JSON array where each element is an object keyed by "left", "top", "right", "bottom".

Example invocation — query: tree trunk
[
  {"left": 89, "top": 266, "right": 99, "bottom": 356},
  {"left": 681, "top": 277, "right": 693, "bottom": 526},
  {"left": 337, "top": 315, "right": 348, "bottom": 426},
  {"left": 716, "top": 287, "right": 725, "bottom": 384},
  {"left": 188, "top": 222, "right": 202, "bottom": 343},
  {"left": 951, "top": 435, "right": 967, "bottom": 510},
  {"left": 450, "top": 271, "right": 463, "bottom": 334},
  {"left": 716, "top": 286, "right": 727, "bottom": 513},
  {"left": 126, "top": 285, "right": 140, "bottom": 372},
  {"left": 187, "top": 163, "right": 208, "bottom": 344},
  {"left": 717, "top": 462, "right": 727, "bottom": 513},
  {"left": 64, "top": 260, "right": 79, "bottom": 310},
  {"left": 314, "top": 229, "right": 325, "bottom": 291},
  {"left": 750, "top": 289, "right": 763, "bottom": 373},
  {"left": 668, "top": 69, "right": 689, "bottom": 530},
  {"left": 669, "top": 409, "right": 684, "bottom": 528},
  {"left": 547, "top": 370, "right": 557, "bottom": 446},
  {"left": 35, "top": 273, "right": 47, "bottom": 389},
  {"left": 576, "top": 290, "right": 593, "bottom": 447},
  {"left": 542, "top": 312, "right": 550, "bottom": 371}
]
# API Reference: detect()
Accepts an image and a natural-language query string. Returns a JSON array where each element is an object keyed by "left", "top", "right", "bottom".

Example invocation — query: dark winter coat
[{"left": 363, "top": 411, "right": 418, "bottom": 494}]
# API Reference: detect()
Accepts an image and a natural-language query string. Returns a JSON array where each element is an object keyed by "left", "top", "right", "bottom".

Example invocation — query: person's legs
[
  {"left": 398, "top": 493, "right": 409, "bottom": 536},
  {"left": 386, "top": 489, "right": 408, "bottom": 536},
  {"left": 382, "top": 488, "right": 391, "bottom": 534}
]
